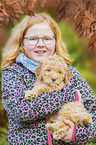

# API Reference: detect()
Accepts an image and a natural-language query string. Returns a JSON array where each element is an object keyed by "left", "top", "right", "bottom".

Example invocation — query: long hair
[{"left": 1, "top": 13, "right": 72, "bottom": 69}]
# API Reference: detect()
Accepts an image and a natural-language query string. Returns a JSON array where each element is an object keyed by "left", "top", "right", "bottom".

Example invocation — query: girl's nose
[{"left": 37, "top": 38, "right": 45, "bottom": 47}]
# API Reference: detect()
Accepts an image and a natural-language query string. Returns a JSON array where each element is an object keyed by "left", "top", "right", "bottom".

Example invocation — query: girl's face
[{"left": 23, "top": 21, "right": 55, "bottom": 62}]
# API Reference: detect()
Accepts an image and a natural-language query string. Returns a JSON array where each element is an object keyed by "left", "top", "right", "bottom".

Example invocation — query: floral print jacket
[{"left": 1, "top": 63, "right": 96, "bottom": 145}]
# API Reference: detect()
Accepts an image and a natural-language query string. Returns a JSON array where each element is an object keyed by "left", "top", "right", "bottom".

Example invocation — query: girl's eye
[
  {"left": 44, "top": 37, "right": 52, "bottom": 40},
  {"left": 29, "top": 37, "right": 37, "bottom": 40},
  {"left": 44, "top": 38, "right": 49, "bottom": 40}
]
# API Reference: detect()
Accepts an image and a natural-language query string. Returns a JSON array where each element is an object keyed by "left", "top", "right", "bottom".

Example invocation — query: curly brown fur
[
  {"left": 25, "top": 55, "right": 71, "bottom": 100},
  {"left": 46, "top": 101, "right": 92, "bottom": 140}
]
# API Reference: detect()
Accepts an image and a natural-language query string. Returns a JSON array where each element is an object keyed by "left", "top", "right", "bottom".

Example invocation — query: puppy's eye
[
  {"left": 59, "top": 71, "right": 62, "bottom": 74},
  {"left": 47, "top": 69, "right": 51, "bottom": 72}
]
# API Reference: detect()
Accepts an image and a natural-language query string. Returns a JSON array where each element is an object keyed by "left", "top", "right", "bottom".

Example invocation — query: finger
[
  {"left": 61, "top": 134, "right": 72, "bottom": 143},
  {"left": 61, "top": 128, "right": 73, "bottom": 142},
  {"left": 63, "top": 118, "right": 74, "bottom": 128},
  {"left": 62, "top": 135, "right": 69, "bottom": 141},
  {"left": 62, "top": 138, "right": 70, "bottom": 143}
]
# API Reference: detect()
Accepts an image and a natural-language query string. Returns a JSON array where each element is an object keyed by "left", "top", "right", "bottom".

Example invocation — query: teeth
[{"left": 35, "top": 51, "right": 46, "bottom": 53}]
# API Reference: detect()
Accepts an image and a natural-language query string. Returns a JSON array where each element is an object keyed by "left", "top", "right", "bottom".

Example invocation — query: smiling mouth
[{"left": 34, "top": 50, "right": 46, "bottom": 54}]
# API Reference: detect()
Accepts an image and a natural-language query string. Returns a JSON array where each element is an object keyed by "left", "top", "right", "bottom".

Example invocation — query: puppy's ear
[
  {"left": 64, "top": 68, "right": 71, "bottom": 84},
  {"left": 35, "top": 63, "right": 42, "bottom": 80}
]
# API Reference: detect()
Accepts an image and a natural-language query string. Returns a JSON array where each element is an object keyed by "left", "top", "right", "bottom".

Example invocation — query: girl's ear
[
  {"left": 64, "top": 68, "right": 71, "bottom": 84},
  {"left": 35, "top": 63, "right": 42, "bottom": 79}
]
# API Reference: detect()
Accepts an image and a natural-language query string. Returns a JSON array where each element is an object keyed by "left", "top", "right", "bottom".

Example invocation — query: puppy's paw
[
  {"left": 53, "top": 127, "right": 68, "bottom": 140},
  {"left": 46, "top": 123, "right": 54, "bottom": 133},
  {"left": 53, "top": 130, "right": 64, "bottom": 140},
  {"left": 77, "top": 114, "right": 92, "bottom": 126},
  {"left": 25, "top": 90, "right": 37, "bottom": 100}
]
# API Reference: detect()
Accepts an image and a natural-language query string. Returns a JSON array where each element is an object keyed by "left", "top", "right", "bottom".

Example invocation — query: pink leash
[
  {"left": 71, "top": 89, "right": 80, "bottom": 141},
  {"left": 47, "top": 89, "right": 80, "bottom": 144},
  {"left": 46, "top": 120, "right": 52, "bottom": 145},
  {"left": 74, "top": 89, "right": 80, "bottom": 101}
]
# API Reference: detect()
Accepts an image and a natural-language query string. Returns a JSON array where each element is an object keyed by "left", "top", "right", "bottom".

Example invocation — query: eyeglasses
[{"left": 24, "top": 35, "right": 55, "bottom": 46}]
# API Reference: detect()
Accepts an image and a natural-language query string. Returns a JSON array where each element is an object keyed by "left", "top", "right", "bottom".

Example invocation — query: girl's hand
[{"left": 61, "top": 119, "right": 75, "bottom": 143}]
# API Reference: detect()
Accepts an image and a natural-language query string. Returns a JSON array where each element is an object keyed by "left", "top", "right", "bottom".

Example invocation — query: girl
[{"left": 1, "top": 13, "right": 96, "bottom": 145}]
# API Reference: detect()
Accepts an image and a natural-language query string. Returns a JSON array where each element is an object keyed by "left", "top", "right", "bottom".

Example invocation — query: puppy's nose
[{"left": 52, "top": 78, "right": 56, "bottom": 82}]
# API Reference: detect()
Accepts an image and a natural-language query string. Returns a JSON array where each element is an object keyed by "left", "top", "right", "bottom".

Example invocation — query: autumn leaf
[
  {"left": 38, "top": 0, "right": 46, "bottom": 7},
  {"left": 0, "top": 0, "right": 46, "bottom": 27},
  {"left": 75, "top": 10, "right": 95, "bottom": 36},
  {"left": 56, "top": 0, "right": 96, "bottom": 50},
  {"left": 89, "top": 31, "right": 96, "bottom": 51},
  {"left": 0, "top": 0, "right": 95, "bottom": 51},
  {"left": 87, "top": 0, "right": 96, "bottom": 15}
]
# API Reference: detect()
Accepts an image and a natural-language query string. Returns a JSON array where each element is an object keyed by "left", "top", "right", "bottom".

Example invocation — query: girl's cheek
[{"left": 24, "top": 44, "right": 35, "bottom": 50}]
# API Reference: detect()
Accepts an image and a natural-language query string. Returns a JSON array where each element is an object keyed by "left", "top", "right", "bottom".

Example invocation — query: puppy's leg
[
  {"left": 53, "top": 126, "right": 69, "bottom": 140},
  {"left": 71, "top": 112, "right": 92, "bottom": 126},
  {"left": 46, "top": 122, "right": 69, "bottom": 140},
  {"left": 25, "top": 84, "right": 48, "bottom": 100},
  {"left": 25, "top": 88, "right": 38, "bottom": 100}
]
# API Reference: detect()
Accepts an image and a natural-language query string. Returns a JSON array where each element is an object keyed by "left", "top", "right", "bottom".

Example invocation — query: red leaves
[
  {"left": 89, "top": 31, "right": 96, "bottom": 51},
  {"left": 0, "top": 0, "right": 8, "bottom": 26},
  {"left": 0, "top": 0, "right": 46, "bottom": 27},
  {"left": 74, "top": 9, "right": 96, "bottom": 50},
  {"left": 56, "top": 0, "right": 96, "bottom": 50},
  {"left": 74, "top": 10, "right": 95, "bottom": 36},
  {"left": 0, "top": 0, "right": 96, "bottom": 51}
]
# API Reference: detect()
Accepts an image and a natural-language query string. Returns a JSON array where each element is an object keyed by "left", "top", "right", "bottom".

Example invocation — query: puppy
[
  {"left": 25, "top": 55, "right": 71, "bottom": 100},
  {"left": 25, "top": 55, "right": 92, "bottom": 140}
]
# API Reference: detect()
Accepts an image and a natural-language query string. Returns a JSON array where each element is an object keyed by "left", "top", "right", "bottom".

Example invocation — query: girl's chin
[
  {"left": 35, "top": 52, "right": 46, "bottom": 56},
  {"left": 29, "top": 52, "right": 53, "bottom": 62},
  {"left": 32, "top": 54, "right": 47, "bottom": 62}
]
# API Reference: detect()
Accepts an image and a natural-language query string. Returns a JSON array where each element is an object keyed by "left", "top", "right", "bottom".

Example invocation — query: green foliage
[
  {"left": 0, "top": 104, "right": 8, "bottom": 145},
  {"left": 89, "top": 143, "right": 96, "bottom": 145},
  {"left": 0, "top": 127, "right": 8, "bottom": 145},
  {"left": 88, "top": 139, "right": 96, "bottom": 145}
]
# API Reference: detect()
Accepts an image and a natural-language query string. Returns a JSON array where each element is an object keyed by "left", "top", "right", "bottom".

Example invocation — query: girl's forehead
[{"left": 25, "top": 21, "right": 54, "bottom": 37}]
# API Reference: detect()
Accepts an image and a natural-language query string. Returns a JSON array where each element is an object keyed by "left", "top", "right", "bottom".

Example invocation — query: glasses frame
[{"left": 24, "top": 35, "right": 55, "bottom": 46}]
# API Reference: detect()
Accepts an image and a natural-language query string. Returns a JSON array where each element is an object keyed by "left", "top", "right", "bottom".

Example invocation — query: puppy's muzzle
[
  {"left": 52, "top": 78, "right": 56, "bottom": 82},
  {"left": 51, "top": 73, "right": 58, "bottom": 82}
]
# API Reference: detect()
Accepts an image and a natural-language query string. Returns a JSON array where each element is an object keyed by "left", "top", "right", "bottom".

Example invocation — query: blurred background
[{"left": 0, "top": 1, "right": 96, "bottom": 144}]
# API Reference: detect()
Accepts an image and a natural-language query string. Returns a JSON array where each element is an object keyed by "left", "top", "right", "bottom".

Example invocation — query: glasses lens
[
  {"left": 27, "top": 36, "right": 55, "bottom": 45},
  {"left": 43, "top": 36, "right": 54, "bottom": 45},
  {"left": 28, "top": 36, "right": 38, "bottom": 45}
]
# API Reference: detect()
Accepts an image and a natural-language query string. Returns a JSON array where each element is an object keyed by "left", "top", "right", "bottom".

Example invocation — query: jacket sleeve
[
  {"left": 68, "top": 66, "right": 96, "bottom": 145},
  {"left": 1, "top": 66, "right": 75, "bottom": 124}
]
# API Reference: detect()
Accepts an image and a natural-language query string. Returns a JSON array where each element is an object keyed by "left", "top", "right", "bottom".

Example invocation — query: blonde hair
[{"left": 1, "top": 13, "right": 72, "bottom": 69}]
